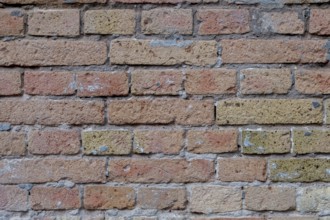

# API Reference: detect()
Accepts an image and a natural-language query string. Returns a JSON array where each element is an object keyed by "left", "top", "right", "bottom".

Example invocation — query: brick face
[
  {"left": 0, "top": 9, "right": 24, "bottom": 36},
  {"left": 0, "top": 132, "right": 25, "bottom": 156},
  {"left": 0, "top": 186, "right": 28, "bottom": 211},
  {"left": 295, "top": 69, "right": 330, "bottom": 94},
  {"left": 0, "top": 71, "right": 22, "bottom": 96},
  {"left": 309, "top": 9, "right": 330, "bottom": 35}
]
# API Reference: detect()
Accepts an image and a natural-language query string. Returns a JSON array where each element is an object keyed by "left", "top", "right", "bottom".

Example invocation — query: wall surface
[{"left": 0, "top": 0, "right": 329, "bottom": 219}]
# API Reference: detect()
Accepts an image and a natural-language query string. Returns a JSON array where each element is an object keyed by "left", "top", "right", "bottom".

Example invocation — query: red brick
[
  {"left": 77, "top": 72, "right": 128, "bottom": 97},
  {"left": 141, "top": 9, "right": 192, "bottom": 35},
  {"left": 31, "top": 187, "right": 80, "bottom": 210},
  {"left": 222, "top": 40, "right": 328, "bottom": 64},
  {"left": 0, "top": 40, "right": 107, "bottom": 66},
  {"left": 309, "top": 9, "right": 330, "bottom": 35},
  {"left": 197, "top": 9, "right": 250, "bottom": 35},
  {"left": 0, "top": 158, "right": 106, "bottom": 184},
  {"left": 84, "top": 186, "right": 135, "bottom": 210},
  {"left": 28, "top": 10, "right": 80, "bottom": 36},
  {"left": 28, "top": 130, "right": 80, "bottom": 155},
  {"left": 295, "top": 69, "right": 330, "bottom": 94},
  {"left": 0, "top": 99, "right": 104, "bottom": 125},
  {"left": 185, "top": 69, "right": 236, "bottom": 95},
  {"left": 108, "top": 99, "right": 214, "bottom": 125},
  {"left": 131, "top": 69, "right": 183, "bottom": 95},
  {"left": 24, "top": 71, "right": 75, "bottom": 96},
  {"left": 0, "top": 9, "right": 24, "bottom": 36},
  {"left": 0, "top": 132, "right": 25, "bottom": 156},
  {"left": 218, "top": 158, "right": 267, "bottom": 182},
  {"left": 0, "top": 185, "right": 28, "bottom": 211},
  {"left": 0, "top": 71, "right": 21, "bottom": 96},
  {"left": 187, "top": 129, "right": 238, "bottom": 154},
  {"left": 108, "top": 158, "right": 214, "bottom": 183}
]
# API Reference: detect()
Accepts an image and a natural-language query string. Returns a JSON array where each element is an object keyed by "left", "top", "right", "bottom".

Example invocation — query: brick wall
[{"left": 0, "top": 0, "right": 329, "bottom": 219}]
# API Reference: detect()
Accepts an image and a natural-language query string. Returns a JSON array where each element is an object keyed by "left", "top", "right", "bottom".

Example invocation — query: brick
[
  {"left": 0, "top": 0, "right": 106, "bottom": 3},
  {"left": 110, "top": 39, "right": 217, "bottom": 66},
  {"left": 84, "top": 10, "right": 135, "bottom": 35},
  {"left": 111, "top": 0, "right": 199, "bottom": 4},
  {"left": 293, "top": 129, "right": 330, "bottom": 154},
  {"left": 28, "top": 10, "right": 79, "bottom": 36},
  {"left": 0, "top": 9, "right": 24, "bottom": 36},
  {"left": 108, "top": 158, "right": 214, "bottom": 183},
  {"left": 194, "top": 218, "right": 264, "bottom": 220},
  {"left": 258, "top": 11, "right": 304, "bottom": 34},
  {"left": 0, "top": 158, "right": 106, "bottom": 184},
  {"left": 84, "top": 186, "right": 135, "bottom": 210},
  {"left": 225, "top": 0, "right": 330, "bottom": 3},
  {"left": 31, "top": 187, "right": 80, "bottom": 210},
  {"left": 297, "top": 187, "right": 330, "bottom": 212},
  {"left": 131, "top": 69, "right": 183, "bottom": 95},
  {"left": 221, "top": 40, "right": 328, "bottom": 64},
  {"left": 0, "top": 100, "right": 104, "bottom": 125},
  {"left": 0, "top": 40, "right": 107, "bottom": 66},
  {"left": 269, "top": 159, "right": 330, "bottom": 182},
  {"left": 0, "top": 132, "right": 25, "bottom": 156},
  {"left": 245, "top": 187, "right": 296, "bottom": 211},
  {"left": 133, "top": 129, "right": 184, "bottom": 154},
  {"left": 0, "top": 185, "right": 28, "bottom": 211},
  {"left": 82, "top": 130, "right": 131, "bottom": 155},
  {"left": 190, "top": 186, "right": 241, "bottom": 213},
  {"left": 216, "top": 99, "right": 323, "bottom": 125},
  {"left": 28, "top": 130, "right": 80, "bottom": 155},
  {"left": 218, "top": 158, "right": 267, "bottom": 182},
  {"left": 309, "top": 9, "right": 330, "bottom": 35},
  {"left": 327, "top": 100, "right": 330, "bottom": 124},
  {"left": 137, "top": 188, "right": 186, "bottom": 210},
  {"left": 24, "top": 71, "right": 75, "bottom": 96},
  {"left": 240, "top": 68, "right": 292, "bottom": 95},
  {"left": 77, "top": 72, "right": 128, "bottom": 97},
  {"left": 197, "top": 9, "right": 250, "bottom": 35},
  {"left": 269, "top": 217, "right": 317, "bottom": 220},
  {"left": 295, "top": 69, "right": 330, "bottom": 94},
  {"left": 187, "top": 129, "right": 237, "bottom": 154},
  {"left": 185, "top": 69, "right": 236, "bottom": 95},
  {"left": 0, "top": 71, "right": 21, "bottom": 96},
  {"left": 141, "top": 9, "right": 192, "bottom": 35},
  {"left": 108, "top": 99, "right": 214, "bottom": 125},
  {"left": 284, "top": 0, "right": 330, "bottom": 3},
  {"left": 242, "top": 130, "right": 291, "bottom": 154}
]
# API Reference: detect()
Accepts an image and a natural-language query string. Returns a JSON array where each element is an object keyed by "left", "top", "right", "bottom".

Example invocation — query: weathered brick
[
  {"left": 131, "top": 69, "right": 182, "bottom": 95},
  {"left": 194, "top": 218, "right": 264, "bottom": 220},
  {"left": 190, "top": 186, "right": 241, "bottom": 213},
  {"left": 197, "top": 9, "right": 250, "bottom": 35},
  {"left": 28, "top": 130, "right": 80, "bottom": 155},
  {"left": 77, "top": 72, "right": 128, "bottom": 97},
  {"left": 82, "top": 130, "right": 131, "bottom": 155},
  {"left": 221, "top": 40, "right": 328, "bottom": 64},
  {"left": 108, "top": 99, "right": 214, "bottom": 125},
  {"left": 84, "top": 10, "right": 135, "bottom": 35},
  {"left": 293, "top": 129, "right": 330, "bottom": 154},
  {"left": 0, "top": 0, "right": 106, "bottom": 3},
  {"left": 245, "top": 187, "right": 296, "bottom": 211},
  {"left": 0, "top": 158, "right": 106, "bottom": 183},
  {"left": 187, "top": 129, "right": 237, "bottom": 154},
  {"left": 218, "top": 158, "right": 267, "bottom": 182},
  {"left": 0, "top": 71, "right": 21, "bottom": 96},
  {"left": 142, "top": 9, "right": 192, "bottom": 35},
  {"left": 28, "top": 10, "right": 80, "bottom": 36},
  {"left": 108, "top": 159, "right": 214, "bottom": 183},
  {"left": 269, "top": 159, "right": 330, "bottom": 182},
  {"left": 258, "top": 11, "right": 304, "bottom": 34},
  {"left": 0, "top": 40, "right": 107, "bottom": 66},
  {"left": 297, "top": 187, "right": 330, "bottom": 212},
  {"left": 295, "top": 69, "right": 330, "bottom": 94},
  {"left": 268, "top": 217, "right": 317, "bottom": 220},
  {"left": 185, "top": 69, "right": 236, "bottom": 95},
  {"left": 309, "top": 9, "right": 330, "bottom": 35},
  {"left": 111, "top": 0, "right": 199, "bottom": 4},
  {"left": 84, "top": 186, "right": 135, "bottom": 210},
  {"left": 110, "top": 39, "right": 217, "bottom": 66},
  {"left": 0, "top": 132, "right": 25, "bottom": 156},
  {"left": 24, "top": 71, "right": 75, "bottom": 96},
  {"left": 284, "top": 0, "right": 330, "bottom": 3},
  {"left": 327, "top": 99, "right": 330, "bottom": 124},
  {"left": 242, "top": 130, "right": 291, "bottom": 154},
  {"left": 31, "top": 187, "right": 80, "bottom": 210},
  {"left": 0, "top": 100, "right": 104, "bottom": 125},
  {"left": 0, "top": 185, "right": 28, "bottom": 211},
  {"left": 240, "top": 68, "right": 292, "bottom": 95},
  {"left": 137, "top": 188, "right": 186, "bottom": 210},
  {"left": 217, "top": 99, "right": 323, "bottom": 125},
  {"left": 225, "top": 0, "right": 330, "bottom": 4},
  {"left": 0, "top": 9, "right": 24, "bottom": 36},
  {"left": 133, "top": 129, "right": 184, "bottom": 154}
]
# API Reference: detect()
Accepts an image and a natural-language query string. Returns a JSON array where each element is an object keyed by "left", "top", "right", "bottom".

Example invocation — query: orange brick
[{"left": 295, "top": 69, "right": 330, "bottom": 94}]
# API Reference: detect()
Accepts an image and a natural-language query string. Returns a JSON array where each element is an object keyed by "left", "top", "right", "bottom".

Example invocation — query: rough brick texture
[
  {"left": 0, "top": 9, "right": 24, "bottom": 36},
  {"left": 0, "top": 71, "right": 21, "bottom": 95}
]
